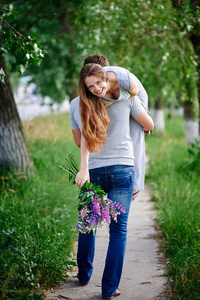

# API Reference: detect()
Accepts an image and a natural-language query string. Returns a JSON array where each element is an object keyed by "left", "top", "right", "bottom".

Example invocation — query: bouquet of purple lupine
[{"left": 60, "top": 154, "right": 126, "bottom": 234}]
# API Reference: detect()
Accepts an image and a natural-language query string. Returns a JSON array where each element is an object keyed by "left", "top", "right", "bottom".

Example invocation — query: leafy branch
[
  {"left": 59, "top": 153, "right": 79, "bottom": 183},
  {"left": 0, "top": 16, "right": 27, "bottom": 39}
]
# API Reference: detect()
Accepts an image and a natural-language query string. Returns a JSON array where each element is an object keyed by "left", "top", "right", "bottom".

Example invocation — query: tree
[
  {"left": 1, "top": 0, "right": 199, "bottom": 177},
  {"left": 0, "top": 0, "right": 90, "bottom": 173},
  {"left": 9, "top": 0, "right": 87, "bottom": 102},
  {"left": 0, "top": 0, "right": 91, "bottom": 173},
  {"left": 0, "top": 53, "right": 34, "bottom": 174},
  {"left": 75, "top": 0, "right": 187, "bottom": 133},
  {"left": 76, "top": 0, "right": 199, "bottom": 140},
  {"left": 0, "top": 3, "right": 44, "bottom": 174},
  {"left": 171, "top": 0, "right": 200, "bottom": 143}
]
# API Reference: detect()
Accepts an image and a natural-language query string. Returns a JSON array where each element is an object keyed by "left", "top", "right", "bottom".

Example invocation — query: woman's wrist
[{"left": 80, "top": 164, "right": 88, "bottom": 171}]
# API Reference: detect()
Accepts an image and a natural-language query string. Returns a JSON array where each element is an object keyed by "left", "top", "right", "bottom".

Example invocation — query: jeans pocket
[
  {"left": 111, "top": 172, "right": 133, "bottom": 193},
  {"left": 90, "top": 176, "right": 101, "bottom": 186}
]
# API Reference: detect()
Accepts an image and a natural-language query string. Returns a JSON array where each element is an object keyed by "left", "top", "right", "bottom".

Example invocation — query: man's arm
[
  {"left": 72, "top": 129, "right": 81, "bottom": 148},
  {"left": 133, "top": 110, "right": 154, "bottom": 131}
]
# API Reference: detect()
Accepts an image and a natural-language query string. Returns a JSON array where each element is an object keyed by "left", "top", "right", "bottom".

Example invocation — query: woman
[{"left": 75, "top": 63, "right": 154, "bottom": 299}]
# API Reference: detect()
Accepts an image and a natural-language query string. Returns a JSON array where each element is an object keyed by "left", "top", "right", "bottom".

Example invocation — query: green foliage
[
  {"left": 59, "top": 153, "right": 107, "bottom": 211},
  {"left": 146, "top": 115, "right": 200, "bottom": 299},
  {"left": 185, "top": 140, "right": 200, "bottom": 174},
  {"left": 0, "top": 113, "right": 80, "bottom": 299},
  {"left": 168, "top": 244, "right": 200, "bottom": 300},
  {"left": 1, "top": 0, "right": 87, "bottom": 101},
  {"left": 77, "top": 181, "right": 106, "bottom": 211},
  {"left": 0, "top": 31, "right": 44, "bottom": 73},
  {"left": 59, "top": 153, "right": 79, "bottom": 183},
  {"left": 0, "top": 3, "right": 45, "bottom": 80},
  {"left": 75, "top": 0, "right": 198, "bottom": 105},
  {"left": 1, "top": 0, "right": 199, "bottom": 106}
]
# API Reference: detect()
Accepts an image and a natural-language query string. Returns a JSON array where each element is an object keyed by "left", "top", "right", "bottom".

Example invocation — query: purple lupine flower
[
  {"left": 120, "top": 207, "right": 126, "bottom": 214},
  {"left": 92, "top": 197, "right": 101, "bottom": 215},
  {"left": 81, "top": 206, "right": 88, "bottom": 218},
  {"left": 102, "top": 206, "right": 111, "bottom": 224},
  {"left": 75, "top": 187, "right": 126, "bottom": 234},
  {"left": 61, "top": 153, "right": 127, "bottom": 234}
]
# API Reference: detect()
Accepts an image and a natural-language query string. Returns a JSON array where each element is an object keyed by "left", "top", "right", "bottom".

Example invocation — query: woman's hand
[
  {"left": 75, "top": 168, "right": 90, "bottom": 188},
  {"left": 132, "top": 189, "right": 139, "bottom": 200},
  {"left": 143, "top": 129, "right": 152, "bottom": 136}
]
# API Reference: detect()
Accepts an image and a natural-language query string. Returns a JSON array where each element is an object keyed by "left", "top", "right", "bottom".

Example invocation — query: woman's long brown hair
[{"left": 79, "top": 64, "right": 110, "bottom": 153}]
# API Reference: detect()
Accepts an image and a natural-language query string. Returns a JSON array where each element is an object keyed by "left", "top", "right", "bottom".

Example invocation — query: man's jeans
[{"left": 77, "top": 165, "right": 134, "bottom": 297}]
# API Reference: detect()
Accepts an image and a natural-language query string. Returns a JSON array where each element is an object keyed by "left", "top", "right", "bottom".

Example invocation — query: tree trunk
[
  {"left": 148, "top": 98, "right": 155, "bottom": 120},
  {"left": 0, "top": 57, "right": 35, "bottom": 174},
  {"left": 154, "top": 97, "right": 165, "bottom": 133},
  {"left": 190, "top": 32, "right": 200, "bottom": 136},
  {"left": 56, "top": 2, "right": 79, "bottom": 100},
  {"left": 183, "top": 99, "right": 199, "bottom": 144},
  {"left": 167, "top": 103, "right": 173, "bottom": 119},
  {"left": 171, "top": 0, "right": 200, "bottom": 139}
]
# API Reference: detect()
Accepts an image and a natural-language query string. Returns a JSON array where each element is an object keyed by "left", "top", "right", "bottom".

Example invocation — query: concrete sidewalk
[{"left": 45, "top": 185, "right": 169, "bottom": 300}]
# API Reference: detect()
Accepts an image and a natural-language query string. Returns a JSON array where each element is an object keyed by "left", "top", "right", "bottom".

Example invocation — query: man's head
[{"left": 84, "top": 54, "right": 109, "bottom": 67}]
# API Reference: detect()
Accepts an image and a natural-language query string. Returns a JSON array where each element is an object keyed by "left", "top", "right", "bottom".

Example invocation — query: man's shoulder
[
  {"left": 130, "top": 95, "right": 142, "bottom": 106},
  {"left": 71, "top": 96, "right": 80, "bottom": 105},
  {"left": 70, "top": 96, "right": 80, "bottom": 110}
]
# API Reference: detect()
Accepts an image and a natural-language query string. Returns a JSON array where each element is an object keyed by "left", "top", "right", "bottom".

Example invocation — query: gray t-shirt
[
  {"left": 101, "top": 66, "right": 147, "bottom": 189},
  {"left": 89, "top": 96, "right": 143, "bottom": 169},
  {"left": 70, "top": 96, "right": 143, "bottom": 168},
  {"left": 70, "top": 96, "right": 82, "bottom": 130},
  {"left": 103, "top": 66, "right": 148, "bottom": 108}
]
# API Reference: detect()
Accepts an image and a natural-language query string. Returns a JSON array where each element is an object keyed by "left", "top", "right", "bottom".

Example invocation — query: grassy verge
[
  {"left": 146, "top": 115, "right": 200, "bottom": 300},
  {"left": 0, "top": 113, "right": 80, "bottom": 299}
]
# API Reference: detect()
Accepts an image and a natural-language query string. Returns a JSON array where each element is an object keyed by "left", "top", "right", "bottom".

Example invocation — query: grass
[
  {"left": 1, "top": 112, "right": 200, "bottom": 299},
  {"left": 0, "top": 113, "right": 80, "bottom": 299},
  {"left": 146, "top": 115, "right": 200, "bottom": 300}
]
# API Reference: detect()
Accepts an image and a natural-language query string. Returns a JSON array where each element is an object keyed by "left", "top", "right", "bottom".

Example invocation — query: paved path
[{"left": 45, "top": 185, "right": 169, "bottom": 300}]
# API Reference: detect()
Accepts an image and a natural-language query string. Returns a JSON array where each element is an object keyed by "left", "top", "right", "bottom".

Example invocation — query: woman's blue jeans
[{"left": 77, "top": 165, "right": 134, "bottom": 297}]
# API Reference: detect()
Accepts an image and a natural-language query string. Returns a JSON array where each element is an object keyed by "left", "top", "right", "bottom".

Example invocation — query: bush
[
  {"left": 146, "top": 115, "right": 200, "bottom": 300},
  {"left": 185, "top": 139, "right": 200, "bottom": 175},
  {"left": 0, "top": 113, "right": 80, "bottom": 299}
]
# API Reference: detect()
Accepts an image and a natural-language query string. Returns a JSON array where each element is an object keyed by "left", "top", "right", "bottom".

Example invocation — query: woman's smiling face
[{"left": 85, "top": 75, "right": 107, "bottom": 97}]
